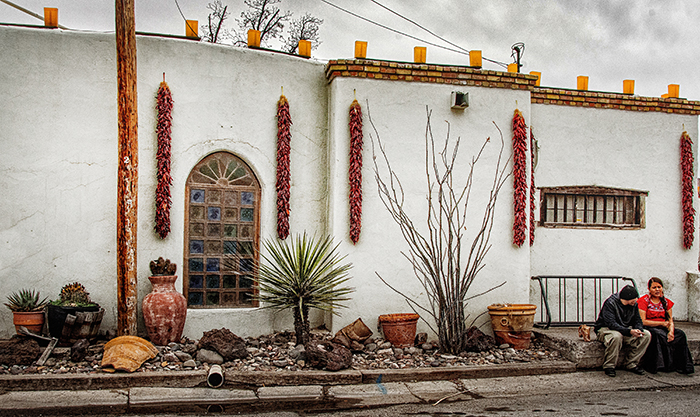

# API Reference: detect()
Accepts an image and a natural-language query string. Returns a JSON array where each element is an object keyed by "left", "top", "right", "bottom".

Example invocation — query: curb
[{"left": 0, "top": 360, "right": 575, "bottom": 392}]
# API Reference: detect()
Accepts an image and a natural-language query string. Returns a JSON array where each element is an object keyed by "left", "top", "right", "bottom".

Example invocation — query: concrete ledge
[
  {"left": 359, "top": 360, "right": 576, "bottom": 383},
  {"left": 223, "top": 369, "right": 363, "bottom": 387},
  {"left": 129, "top": 387, "right": 256, "bottom": 406},
  {"left": 0, "top": 389, "right": 128, "bottom": 413},
  {"left": 328, "top": 382, "right": 420, "bottom": 407}
]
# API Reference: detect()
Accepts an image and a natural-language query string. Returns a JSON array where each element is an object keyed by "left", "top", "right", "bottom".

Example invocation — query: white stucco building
[{"left": 1, "top": 24, "right": 699, "bottom": 340}]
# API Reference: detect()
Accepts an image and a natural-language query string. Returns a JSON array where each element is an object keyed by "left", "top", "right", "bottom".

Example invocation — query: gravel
[{"left": 0, "top": 330, "right": 561, "bottom": 376}]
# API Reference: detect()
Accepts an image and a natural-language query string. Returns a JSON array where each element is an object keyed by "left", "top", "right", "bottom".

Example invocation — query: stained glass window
[{"left": 184, "top": 152, "right": 260, "bottom": 308}]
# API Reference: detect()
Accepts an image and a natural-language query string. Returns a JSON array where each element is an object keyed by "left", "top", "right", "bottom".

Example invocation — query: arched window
[{"left": 184, "top": 152, "right": 260, "bottom": 308}]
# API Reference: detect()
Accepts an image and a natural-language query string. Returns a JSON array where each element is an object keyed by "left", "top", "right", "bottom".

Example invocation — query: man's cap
[{"left": 620, "top": 285, "right": 639, "bottom": 300}]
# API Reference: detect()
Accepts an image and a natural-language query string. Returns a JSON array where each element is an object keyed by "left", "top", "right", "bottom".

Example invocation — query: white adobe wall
[
  {"left": 0, "top": 26, "right": 329, "bottom": 339},
  {"left": 530, "top": 104, "right": 699, "bottom": 319},
  {"left": 326, "top": 77, "right": 533, "bottom": 337}
]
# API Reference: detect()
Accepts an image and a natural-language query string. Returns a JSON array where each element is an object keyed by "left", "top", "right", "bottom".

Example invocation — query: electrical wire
[
  {"left": 320, "top": 0, "right": 508, "bottom": 68},
  {"left": 174, "top": 0, "right": 199, "bottom": 39}
]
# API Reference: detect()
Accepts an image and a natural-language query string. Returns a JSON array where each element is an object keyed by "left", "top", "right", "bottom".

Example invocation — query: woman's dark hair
[
  {"left": 648, "top": 277, "right": 664, "bottom": 289},
  {"left": 648, "top": 277, "right": 669, "bottom": 319}
]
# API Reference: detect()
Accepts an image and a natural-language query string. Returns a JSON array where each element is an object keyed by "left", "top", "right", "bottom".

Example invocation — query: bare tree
[
  {"left": 237, "top": 0, "right": 292, "bottom": 47},
  {"left": 283, "top": 13, "right": 323, "bottom": 54},
  {"left": 370, "top": 106, "right": 511, "bottom": 354},
  {"left": 201, "top": 1, "right": 232, "bottom": 44}
]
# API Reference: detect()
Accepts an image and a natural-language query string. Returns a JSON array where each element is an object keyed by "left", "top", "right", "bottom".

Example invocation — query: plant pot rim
[
  {"left": 48, "top": 303, "right": 101, "bottom": 311},
  {"left": 378, "top": 313, "right": 420, "bottom": 323}
]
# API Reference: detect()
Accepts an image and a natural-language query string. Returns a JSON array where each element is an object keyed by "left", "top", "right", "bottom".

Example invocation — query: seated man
[{"left": 594, "top": 285, "right": 651, "bottom": 377}]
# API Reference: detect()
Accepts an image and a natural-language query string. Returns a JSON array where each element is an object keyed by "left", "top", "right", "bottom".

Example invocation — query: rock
[
  {"left": 350, "top": 341, "right": 365, "bottom": 352},
  {"left": 174, "top": 351, "right": 193, "bottom": 362},
  {"left": 392, "top": 348, "right": 404, "bottom": 357},
  {"left": 168, "top": 342, "right": 181, "bottom": 351},
  {"left": 421, "top": 343, "right": 433, "bottom": 351},
  {"left": 288, "top": 344, "right": 306, "bottom": 361},
  {"left": 105, "top": 330, "right": 117, "bottom": 341},
  {"left": 181, "top": 343, "right": 197, "bottom": 355},
  {"left": 365, "top": 343, "right": 377, "bottom": 352},
  {"left": 272, "top": 360, "right": 288, "bottom": 368},
  {"left": 379, "top": 342, "right": 392, "bottom": 349},
  {"left": 305, "top": 341, "right": 352, "bottom": 371},
  {"left": 0, "top": 336, "right": 41, "bottom": 366},
  {"left": 414, "top": 332, "right": 428, "bottom": 345},
  {"left": 376, "top": 348, "right": 393, "bottom": 355},
  {"left": 70, "top": 339, "right": 90, "bottom": 363},
  {"left": 196, "top": 349, "right": 224, "bottom": 364},
  {"left": 430, "top": 361, "right": 441, "bottom": 367},
  {"left": 462, "top": 326, "right": 497, "bottom": 352},
  {"left": 406, "top": 346, "right": 422, "bottom": 355},
  {"left": 183, "top": 359, "right": 196, "bottom": 368},
  {"left": 162, "top": 352, "right": 180, "bottom": 363},
  {"left": 499, "top": 343, "right": 510, "bottom": 349},
  {"left": 198, "top": 328, "right": 247, "bottom": 361}
]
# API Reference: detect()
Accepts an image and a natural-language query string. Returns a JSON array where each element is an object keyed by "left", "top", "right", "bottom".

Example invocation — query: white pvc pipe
[{"left": 207, "top": 364, "right": 224, "bottom": 388}]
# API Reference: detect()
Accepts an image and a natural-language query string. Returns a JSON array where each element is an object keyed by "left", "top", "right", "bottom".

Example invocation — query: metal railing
[{"left": 531, "top": 275, "right": 637, "bottom": 329}]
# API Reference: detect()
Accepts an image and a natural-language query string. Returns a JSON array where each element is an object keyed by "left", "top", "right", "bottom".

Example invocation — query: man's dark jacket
[{"left": 594, "top": 292, "right": 643, "bottom": 337}]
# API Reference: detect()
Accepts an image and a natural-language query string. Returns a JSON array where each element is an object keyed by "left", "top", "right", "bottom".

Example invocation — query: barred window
[
  {"left": 540, "top": 186, "right": 646, "bottom": 229},
  {"left": 184, "top": 152, "right": 260, "bottom": 308}
]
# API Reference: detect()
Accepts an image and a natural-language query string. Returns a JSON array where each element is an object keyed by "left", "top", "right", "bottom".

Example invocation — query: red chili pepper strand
[
  {"left": 681, "top": 131, "right": 695, "bottom": 249},
  {"left": 348, "top": 99, "right": 363, "bottom": 244},
  {"left": 276, "top": 95, "right": 292, "bottom": 240},
  {"left": 529, "top": 128, "right": 536, "bottom": 246},
  {"left": 512, "top": 109, "right": 528, "bottom": 247},
  {"left": 155, "top": 81, "right": 173, "bottom": 239}
]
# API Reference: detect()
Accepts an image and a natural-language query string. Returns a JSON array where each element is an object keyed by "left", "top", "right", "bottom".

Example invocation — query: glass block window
[
  {"left": 184, "top": 152, "right": 260, "bottom": 308},
  {"left": 540, "top": 186, "right": 647, "bottom": 229}
]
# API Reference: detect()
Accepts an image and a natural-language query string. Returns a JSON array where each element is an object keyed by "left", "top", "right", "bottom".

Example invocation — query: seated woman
[{"left": 638, "top": 277, "right": 694, "bottom": 374}]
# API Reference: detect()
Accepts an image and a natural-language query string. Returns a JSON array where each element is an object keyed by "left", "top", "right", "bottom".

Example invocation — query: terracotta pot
[
  {"left": 12, "top": 311, "right": 45, "bottom": 335},
  {"left": 487, "top": 303, "right": 536, "bottom": 349},
  {"left": 142, "top": 275, "right": 187, "bottom": 346},
  {"left": 378, "top": 313, "right": 419, "bottom": 348}
]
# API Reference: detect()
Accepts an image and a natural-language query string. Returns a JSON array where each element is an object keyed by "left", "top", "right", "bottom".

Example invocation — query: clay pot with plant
[
  {"left": 142, "top": 257, "right": 187, "bottom": 346},
  {"left": 47, "top": 282, "right": 104, "bottom": 345},
  {"left": 5, "top": 289, "right": 49, "bottom": 335}
]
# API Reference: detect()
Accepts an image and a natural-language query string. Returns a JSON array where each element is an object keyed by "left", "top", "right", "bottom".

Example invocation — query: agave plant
[
  {"left": 256, "top": 233, "right": 354, "bottom": 346},
  {"left": 5, "top": 289, "right": 49, "bottom": 312}
]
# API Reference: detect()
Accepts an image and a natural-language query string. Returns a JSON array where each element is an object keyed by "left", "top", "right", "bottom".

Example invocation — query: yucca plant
[
  {"left": 5, "top": 289, "right": 48, "bottom": 312},
  {"left": 256, "top": 233, "right": 354, "bottom": 346}
]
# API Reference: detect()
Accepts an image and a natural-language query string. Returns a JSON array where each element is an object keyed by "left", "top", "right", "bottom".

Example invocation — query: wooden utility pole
[{"left": 115, "top": 0, "right": 138, "bottom": 336}]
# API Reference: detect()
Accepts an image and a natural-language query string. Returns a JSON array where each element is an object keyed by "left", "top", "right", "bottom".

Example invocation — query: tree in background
[
  {"left": 236, "top": 0, "right": 292, "bottom": 48},
  {"left": 283, "top": 13, "right": 323, "bottom": 54},
  {"left": 201, "top": 1, "right": 233, "bottom": 44}
]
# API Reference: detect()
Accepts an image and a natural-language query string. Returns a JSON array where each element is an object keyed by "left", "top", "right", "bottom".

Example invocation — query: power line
[
  {"left": 173, "top": 0, "right": 199, "bottom": 39},
  {"left": 320, "top": 0, "right": 508, "bottom": 68}
]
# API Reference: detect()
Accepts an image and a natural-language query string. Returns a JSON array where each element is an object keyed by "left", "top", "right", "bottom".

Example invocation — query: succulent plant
[
  {"left": 149, "top": 257, "right": 177, "bottom": 275},
  {"left": 5, "top": 289, "right": 49, "bottom": 312},
  {"left": 51, "top": 282, "right": 96, "bottom": 307}
]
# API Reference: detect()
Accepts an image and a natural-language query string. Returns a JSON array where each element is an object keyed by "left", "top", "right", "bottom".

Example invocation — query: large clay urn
[{"left": 142, "top": 275, "right": 187, "bottom": 346}]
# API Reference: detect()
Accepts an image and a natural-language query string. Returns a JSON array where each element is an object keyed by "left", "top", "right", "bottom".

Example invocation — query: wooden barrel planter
[{"left": 47, "top": 304, "right": 104, "bottom": 346}]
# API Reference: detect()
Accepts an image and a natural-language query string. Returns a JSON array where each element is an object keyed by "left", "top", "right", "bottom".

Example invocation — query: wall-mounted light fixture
[
  {"left": 451, "top": 91, "right": 469, "bottom": 110},
  {"left": 44, "top": 8, "right": 58, "bottom": 28},
  {"left": 414, "top": 46, "right": 426, "bottom": 64},
  {"left": 298, "top": 40, "right": 311, "bottom": 57},
  {"left": 247, "top": 29, "right": 261, "bottom": 48},
  {"left": 355, "top": 41, "right": 368, "bottom": 59}
]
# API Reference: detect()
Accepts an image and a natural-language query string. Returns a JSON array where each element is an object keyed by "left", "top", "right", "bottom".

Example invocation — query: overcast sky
[{"left": 2, "top": 0, "right": 699, "bottom": 100}]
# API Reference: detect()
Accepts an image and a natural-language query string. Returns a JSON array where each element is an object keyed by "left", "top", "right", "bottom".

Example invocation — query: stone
[
  {"left": 392, "top": 348, "right": 404, "bottom": 357},
  {"left": 305, "top": 341, "right": 353, "bottom": 371},
  {"left": 499, "top": 343, "right": 510, "bottom": 349},
  {"left": 365, "top": 343, "right": 377, "bottom": 352},
  {"left": 196, "top": 349, "right": 224, "bottom": 364},
  {"left": 414, "top": 332, "right": 428, "bottom": 345},
  {"left": 70, "top": 339, "right": 90, "bottom": 363},
  {"left": 174, "top": 351, "right": 193, "bottom": 362},
  {"left": 421, "top": 343, "right": 433, "bottom": 351},
  {"left": 379, "top": 342, "right": 392, "bottom": 349},
  {"left": 198, "top": 328, "right": 248, "bottom": 361},
  {"left": 0, "top": 336, "right": 41, "bottom": 366},
  {"left": 272, "top": 360, "right": 288, "bottom": 367},
  {"left": 183, "top": 359, "right": 196, "bottom": 368},
  {"left": 462, "top": 326, "right": 497, "bottom": 352},
  {"left": 162, "top": 352, "right": 180, "bottom": 363},
  {"left": 168, "top": 342, "right": 181, "bottom": 351},
  {"left": 288, "top": 344, "right": 306, "bottom": 361}
]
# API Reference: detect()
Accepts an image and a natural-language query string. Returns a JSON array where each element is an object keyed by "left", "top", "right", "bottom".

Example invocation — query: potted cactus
[
  {"left": 5, "top": 289, "right": 49, "bottom": 335},
  {"left": 47, "top": 282, "right": 104, "bottom": 345}
]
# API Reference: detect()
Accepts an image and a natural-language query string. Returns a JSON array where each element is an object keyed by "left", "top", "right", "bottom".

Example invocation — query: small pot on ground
[
  {"left": 378, "top": 313, "right": 420, "bottom": 348},
  {"left": 4, "top": 289, "right": 48, "bottom": 335}
]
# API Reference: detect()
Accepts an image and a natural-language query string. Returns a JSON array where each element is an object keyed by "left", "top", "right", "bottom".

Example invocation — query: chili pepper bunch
[
  {"left": 512, "top": 109, "right": 528, "bottom": 247},
  {"left": 529, "top": 129, "right": 536, "bottom": 246},
  {"left": 276, "top": 94, "right": 292, "bottom": 240},
  {"left": 155, "top": 80, "right": 173, "bottom": 239},
  {"left": 680, "top": 131, "right": 695, "bottom": 249},
  {"left": 348, "top": 99, "right": 363, "bottom": 244}
]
